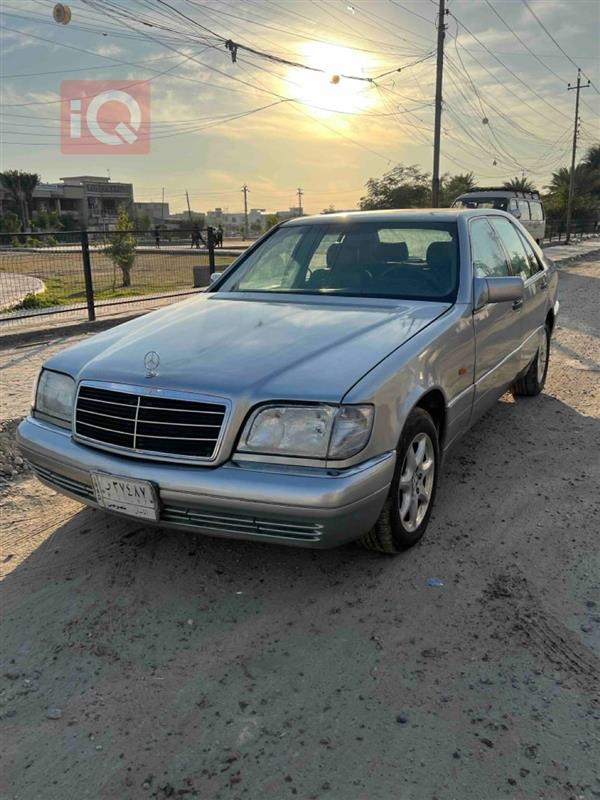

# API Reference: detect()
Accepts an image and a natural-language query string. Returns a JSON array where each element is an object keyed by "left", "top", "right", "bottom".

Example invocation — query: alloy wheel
[{"left": 398, "top": 432, "right": 435, "bottom": 533}]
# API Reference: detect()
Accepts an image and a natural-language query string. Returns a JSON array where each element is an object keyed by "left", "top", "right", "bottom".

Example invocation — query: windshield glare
[{"left": 217, "top": 221, "right": 460, "bottom": 302}]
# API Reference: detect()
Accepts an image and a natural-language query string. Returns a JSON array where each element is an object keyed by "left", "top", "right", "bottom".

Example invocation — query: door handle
[{"left": 512, "top": 298, "right": 523, "bottom": 310}]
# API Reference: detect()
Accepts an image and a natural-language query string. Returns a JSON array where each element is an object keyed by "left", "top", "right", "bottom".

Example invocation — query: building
[
  {"left": 205, "top": 207, "right": 267, "bottom": 236},
  {"left": 133, "top": 202, "right": 170, "bottom": 224},
  {"left": 60, "top": 176, "right": 134, "bottom": 229},
  {"left": 0, "top": 175, "right": 134, "bottom": 230}
]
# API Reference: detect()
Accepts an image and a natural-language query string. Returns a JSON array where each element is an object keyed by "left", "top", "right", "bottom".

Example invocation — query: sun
[{"left": 286, "top": 42, "right": 377, "bottom": 116}]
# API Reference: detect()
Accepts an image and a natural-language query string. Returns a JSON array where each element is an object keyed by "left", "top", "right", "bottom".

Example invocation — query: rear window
[{"left": 217, "top": 221, "right": 460, "bottom": 302}]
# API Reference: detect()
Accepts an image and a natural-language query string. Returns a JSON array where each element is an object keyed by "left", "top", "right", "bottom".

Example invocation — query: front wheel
[
  {"left": 512, "top": 323, "right": 550, "bottom": 397},
  {"left": 360, "top": 408, "right": 439, "bottom": 554}
]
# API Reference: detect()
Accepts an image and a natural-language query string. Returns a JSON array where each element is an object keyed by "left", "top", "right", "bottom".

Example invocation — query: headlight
[
  {"left": 240, "top": 404, "right": 373, "bottom": 460},
  {"left": 34, "top": 369, "right": 75, "bottom": 427}
]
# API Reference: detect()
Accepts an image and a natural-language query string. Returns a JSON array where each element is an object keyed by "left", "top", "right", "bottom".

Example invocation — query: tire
[
  {"left": 512, "top": 323, "right": 550, "bottom": 397},
  {"left": 360, "top": 408, "right": 439, "bottom": 554}
]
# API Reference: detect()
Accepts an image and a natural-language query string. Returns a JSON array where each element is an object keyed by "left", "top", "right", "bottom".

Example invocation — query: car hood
[{"left": 46, "top": 293, "right": 450, "bottom": 403}]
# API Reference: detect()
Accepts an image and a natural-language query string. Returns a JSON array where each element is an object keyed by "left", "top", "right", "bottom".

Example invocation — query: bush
[{"left": 12, "top": 291, "right": 59, "bottom": 310}]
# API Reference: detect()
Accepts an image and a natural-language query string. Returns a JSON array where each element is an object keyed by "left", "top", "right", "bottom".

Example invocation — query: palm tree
[
  {"left": 546, "top": 164, "right": 589, "bottom": 198},
  {"left": 0, "top": 170, "right": 40, "bottom": 230},
  {"left": 502, "top": 176, "right": 537, "bottom": 193},
  {"left": 441, "top": 172, "right": 477, "bottom": 206},
  {"left": 582, "top": 144, "right": 600, "bottom": 172}
]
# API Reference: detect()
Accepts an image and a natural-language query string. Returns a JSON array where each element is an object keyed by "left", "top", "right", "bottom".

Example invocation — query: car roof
[
  {"left": 455, "top": 190, "right": 540, "bottom": 199},
  {"left": 282, "top": 208, "right": 509, "bottom": 226}
]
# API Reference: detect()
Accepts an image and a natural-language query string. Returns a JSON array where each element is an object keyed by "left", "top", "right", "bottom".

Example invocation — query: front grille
[{"left": 74, "top": 382, "right": 229, "bottom": 463}]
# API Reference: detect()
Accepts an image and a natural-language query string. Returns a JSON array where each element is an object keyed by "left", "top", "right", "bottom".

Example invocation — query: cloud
[{"left": 95, "top": 44, "right": 124, "bottom": 57}]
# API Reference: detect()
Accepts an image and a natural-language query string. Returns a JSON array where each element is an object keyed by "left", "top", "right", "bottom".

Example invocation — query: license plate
[{"left": 91, "top": 472, "right": 159, "bottom": 521}]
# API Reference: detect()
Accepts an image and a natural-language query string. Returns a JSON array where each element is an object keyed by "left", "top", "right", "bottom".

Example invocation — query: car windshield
[
  {"left": 216, "top": 221, "right": 460, "bottom": 302},
  {"left": 453, "top": 197, "right": 508, "bottom": 211}
]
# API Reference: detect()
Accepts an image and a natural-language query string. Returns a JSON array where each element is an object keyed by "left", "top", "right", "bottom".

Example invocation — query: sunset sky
[{"left": 1, "top": 0, "right": 599, "bottom": 214}]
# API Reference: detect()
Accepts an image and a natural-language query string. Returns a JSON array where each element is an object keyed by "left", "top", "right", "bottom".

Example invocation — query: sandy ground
[{"left": 0, "top": 256, "right": 599, "bottom": 800}]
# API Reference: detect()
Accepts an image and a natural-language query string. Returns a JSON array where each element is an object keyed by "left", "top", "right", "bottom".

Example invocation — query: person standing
[{"left": 154, "top": 225, "right": 160, "bottom": 248}]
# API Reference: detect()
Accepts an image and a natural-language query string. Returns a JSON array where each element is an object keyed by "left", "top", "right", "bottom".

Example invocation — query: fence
[
  {"left": 0, "top": 228, "right": 238, "bottom": 329},
  {"left": 543, "top": 218, "right": 599, "bottom": 243}
]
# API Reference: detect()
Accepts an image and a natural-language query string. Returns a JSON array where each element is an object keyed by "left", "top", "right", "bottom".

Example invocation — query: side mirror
[
  {"left": 473, "top": 276, "right": 524, "bottom": 310},
  {"left": 512, "top": 208, "right": 521, "bottom": 219},
  {"left": 209, "top": 271, "right": 222, "bottom": 284}
]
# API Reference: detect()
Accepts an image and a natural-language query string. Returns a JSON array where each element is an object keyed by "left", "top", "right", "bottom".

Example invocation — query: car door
[
  {"left": 491, "top": 216, "right": 549, "bottom": 370},
  {"left": 470, "top": 217, "right": 524, "bottom": 418}
]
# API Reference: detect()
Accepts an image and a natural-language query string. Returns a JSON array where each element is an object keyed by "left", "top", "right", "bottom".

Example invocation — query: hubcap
[
  {"left": 537, "top": 330, "right": 548, "bottom": 383},
  {"left": 398, "top": 432, "right": 435, "bottom": 533}
]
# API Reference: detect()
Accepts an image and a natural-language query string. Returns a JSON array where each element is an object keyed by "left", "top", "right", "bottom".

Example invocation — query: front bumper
[{"left": 17, "top": 417, "right": 395, "bottom": 548}]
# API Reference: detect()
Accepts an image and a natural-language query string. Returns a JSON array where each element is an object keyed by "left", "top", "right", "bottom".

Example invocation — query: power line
[
  {"left": 447, "top": 10, "right": 573, "bottom": 123},
  {"left": 521, "top": 0, "right": 600, "bottom": 96}
]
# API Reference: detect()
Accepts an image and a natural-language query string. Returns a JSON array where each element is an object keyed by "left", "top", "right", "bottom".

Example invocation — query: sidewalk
[{"left": 541, "top": 236, "right": 600, "bottom": 264}]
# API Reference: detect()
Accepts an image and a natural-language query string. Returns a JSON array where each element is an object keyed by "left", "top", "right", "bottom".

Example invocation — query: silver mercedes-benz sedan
[{"left": 18, "top": 209, "right": 558, "bottom": 553}]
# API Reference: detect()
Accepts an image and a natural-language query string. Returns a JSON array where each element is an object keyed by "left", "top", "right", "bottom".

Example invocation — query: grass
[{"left": 0, "top": 249, "right": 233, "bottom": 309}]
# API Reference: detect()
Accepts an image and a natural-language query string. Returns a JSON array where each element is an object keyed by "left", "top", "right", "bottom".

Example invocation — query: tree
[
  {"left": 264, "top": 213, "right": 281, "bottom": 231},
  {"left": 502, "top": 176, "right": 537, "bottom": 193},
  {"left": 250, "top": 220, "right": 263, "bottom": 234},
  {"left": 59, "top": 213, "right": 80, "bottom": 231},
  {"left": 135, "top": 211, "right": 152, "bottom": 231},
  {"left": 544, "top": 160, "right": 598, "bottom": 223},
  {"left": 0, "top": 170, "right": 40, "bottom": 229},
  {"left": 0, "top": 211, "right": 21, "bottom": 235},
  {"left": 32, "top": 209, "right": 62, "bottom": 231},
  {"left": 440, "top": 172, "right": 476, "bottom": 207},
  {"left": 582, "top": 143, "right": 600, "bottom": 173},
  {"left": 359, "top": 165, "right": 431, "bottom": 210},
  {"left": 105, "top": 205, "right": 136, "bottom": 288}
]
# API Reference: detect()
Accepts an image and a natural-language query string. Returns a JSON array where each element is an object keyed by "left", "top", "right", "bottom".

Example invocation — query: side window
[
  {"left": 470, "top": 218, "right": 510, "bottom": 278},
  {"left": 490, "top": 217, "right": 532, "bottom": 280},
  {"left": 530, "top": 201, "right": 544, "bottom": 221},
  {"left": 517, "top": 229, "right": 543, "bottom": 275},
  {"left": 518, "top": 200, "right": 531, "bottom": 220}
]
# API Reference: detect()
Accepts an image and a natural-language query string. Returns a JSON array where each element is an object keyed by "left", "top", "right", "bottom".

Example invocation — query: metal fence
[
  {"left": 0, "top": 228, "right": 237, "bottom": 329},
  {"left": 543, "top": 218, "right": 599, "bottom": 243}
]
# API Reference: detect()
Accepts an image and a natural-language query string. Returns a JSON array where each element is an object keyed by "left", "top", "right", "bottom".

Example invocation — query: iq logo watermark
[{"left": 61, "top": 80, "right": 150, "bottom": 154}]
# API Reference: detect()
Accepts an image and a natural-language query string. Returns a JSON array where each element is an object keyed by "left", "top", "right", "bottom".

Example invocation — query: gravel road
[{"left": 1, "top": 255, "right": 599, "bottom": 800}]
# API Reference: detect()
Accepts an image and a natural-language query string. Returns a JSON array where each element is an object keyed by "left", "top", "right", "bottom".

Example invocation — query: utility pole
[
  {"left": 565, "top": 68, "right": 590, "bottom": 243},
  {"left": 185, "top": 190, "right": 192, "bottom": 223},
  {"left": 161, "top": 186, "right": 165, "bottom": 217},
  {"left": 242, "top": 184, "right": 249, "bottom": 239},
  {"left": 431, "top": 0, "right": 447, "bottom": 208},
  {"left": 297, "top": 188, "right": 304, "bottom": 216}
]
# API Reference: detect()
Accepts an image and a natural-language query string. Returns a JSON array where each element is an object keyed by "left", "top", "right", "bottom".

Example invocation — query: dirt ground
[{"left": 0, "top": 256, "right": 599, "bottom": 800}]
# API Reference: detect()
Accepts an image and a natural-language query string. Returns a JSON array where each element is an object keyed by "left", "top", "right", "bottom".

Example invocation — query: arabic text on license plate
[{"left": 91, "top": 473, "right": 158, "bottom": 521}]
